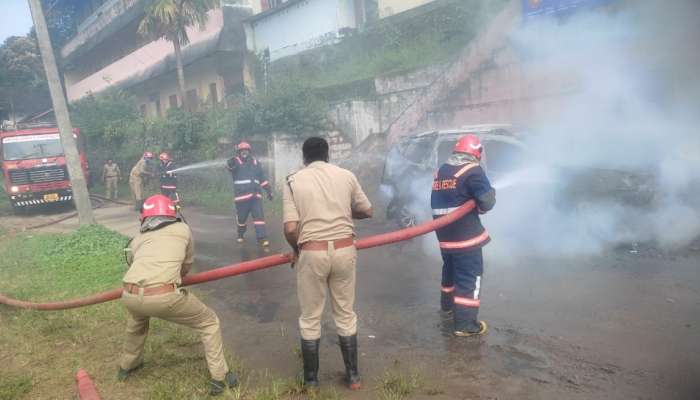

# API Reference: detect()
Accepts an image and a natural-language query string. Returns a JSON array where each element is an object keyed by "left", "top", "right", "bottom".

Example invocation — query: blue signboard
[{"left": 522, "top": 0, "right": 613, "bottom": 19}]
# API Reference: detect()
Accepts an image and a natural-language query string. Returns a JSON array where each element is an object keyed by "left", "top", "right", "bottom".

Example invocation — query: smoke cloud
[{"left": 385, "top": 0, "right": 700, "bottom": 260}]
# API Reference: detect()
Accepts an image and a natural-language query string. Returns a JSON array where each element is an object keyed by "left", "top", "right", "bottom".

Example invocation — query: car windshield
[{"left": 2, "top": 134, "right": 64, "bottom": 160}]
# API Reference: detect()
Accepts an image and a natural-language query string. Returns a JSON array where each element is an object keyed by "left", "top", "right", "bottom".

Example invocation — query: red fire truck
[{"left": 1, "top": 124, "right": 90, "bottom": 211}]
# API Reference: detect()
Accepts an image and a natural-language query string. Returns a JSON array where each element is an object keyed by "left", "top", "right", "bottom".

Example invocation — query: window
[
  {"left": 401, "top": 136, "right": 434, "bottom": 165},
  {"left": 169, "top": 94, "right": 178, "bottom": 109},
  {"left": 209, "top": 83, "right": 219, "bottom": 104}
]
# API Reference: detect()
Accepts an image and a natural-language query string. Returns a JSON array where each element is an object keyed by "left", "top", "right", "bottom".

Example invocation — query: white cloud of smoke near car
[{"left": 384, "top": 0, "right": 700, "bottom": 260}]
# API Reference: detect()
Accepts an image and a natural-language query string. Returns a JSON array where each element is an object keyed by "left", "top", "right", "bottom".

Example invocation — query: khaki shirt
[
  {"left": 123, "top": 222, "right": 194, "bottom": 286},
  {"left": 103, "top": 163, "right": 120, "bottom": 179},
  {"left": 283, "top": 161, "right": 371, "bottom": 244},
  {"left": 129, "top": 159, "right": 147, "bottom": 182}
]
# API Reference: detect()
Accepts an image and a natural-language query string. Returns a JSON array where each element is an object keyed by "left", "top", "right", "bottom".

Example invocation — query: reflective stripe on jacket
[{"left": 430, "top": 162, "right": 492, "bottom": 253}]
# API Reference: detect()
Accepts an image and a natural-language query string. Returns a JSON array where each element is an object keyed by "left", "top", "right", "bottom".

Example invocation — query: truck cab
[{"left": 0, "top": 124, "right": 89, "bottom": 211}]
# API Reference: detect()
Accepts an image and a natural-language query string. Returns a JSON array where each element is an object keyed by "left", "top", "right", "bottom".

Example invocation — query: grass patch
[
  {"left": 0, "top": 225, "right": 342, "bottom": 399},
  {"left": 378, "top": 363, "right": 424, "bottom": 400},
  {"left": 0, "top": 373, "right": 33, "bottom": 400}
]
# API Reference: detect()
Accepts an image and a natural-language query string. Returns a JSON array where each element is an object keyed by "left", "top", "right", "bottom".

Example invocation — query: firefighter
[
  {"left": 118, "top": 194, "right": 238, "bottom": 395},
  {"left": 226, "top": 141, "right": 273, "bottom": 247},
  {"left": 129, "top": 152, "right": 155, "bottom": 211},
  {"left": 102, "top": 158, "right": 121, "bottom": 200},
  {"left": 158, "top": 152, "right": 179, "bottom": 203},
  {"left": 283, "top": 137, "right": 373, "bottom": 390},
  {"left": 430, "top": 134, "right": 495, "bottom": 337}
]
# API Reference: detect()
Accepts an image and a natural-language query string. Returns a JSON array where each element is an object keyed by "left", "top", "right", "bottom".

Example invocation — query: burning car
[
  {"left": 382, "top": 124, "right": 526, "bottom": 227},
  {"left": 381, "top": 124, "right": 660, "bottom": 228}
]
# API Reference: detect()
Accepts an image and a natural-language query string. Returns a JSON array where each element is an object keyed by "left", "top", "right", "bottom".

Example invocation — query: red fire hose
[{"left": 0, "top": 201, "right": 476, "bottom": 311}]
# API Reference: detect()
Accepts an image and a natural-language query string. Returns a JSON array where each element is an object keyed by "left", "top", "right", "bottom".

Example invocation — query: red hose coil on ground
[{"left": 0, "top": 201, "right": 476, "bottom": 311}]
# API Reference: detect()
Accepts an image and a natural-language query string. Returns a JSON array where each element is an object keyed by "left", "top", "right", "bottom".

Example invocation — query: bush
[{"left": 233, "top": 82, "right": 330, "bottom": 136}]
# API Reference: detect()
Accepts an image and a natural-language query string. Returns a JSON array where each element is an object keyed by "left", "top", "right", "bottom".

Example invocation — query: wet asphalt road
[{"left": 183, "top": 207, "right": 700, "bottom": 400}]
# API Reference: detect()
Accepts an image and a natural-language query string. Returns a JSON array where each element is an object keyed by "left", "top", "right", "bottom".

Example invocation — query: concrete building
[
  {"left": 59, "top": 0, "right": 258, "bottom": 117},
  {"left": 377, "top": 0, "right": 435, "bottom": 18},
  {"left": 244, "top": 0, "right": 368, "bottom": 61}
]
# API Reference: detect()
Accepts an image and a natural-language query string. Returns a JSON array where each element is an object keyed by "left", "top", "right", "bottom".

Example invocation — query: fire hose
[{"left": 0, "top": 201, "right": 476, "bottom": 311}]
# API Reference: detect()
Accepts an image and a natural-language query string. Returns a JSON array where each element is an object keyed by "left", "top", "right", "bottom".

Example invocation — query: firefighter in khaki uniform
[
  {"left": 102, "top": 158, "right": 121, "bottom": 199},
  {"left": 118, "top": 194, "right": 238, "bottom": 396},
  {"left": 129, "top": 152, "right": 154, "bottom": 211},
  {"left": 282, "top": 137, "right": 373, "bottom": 391}
]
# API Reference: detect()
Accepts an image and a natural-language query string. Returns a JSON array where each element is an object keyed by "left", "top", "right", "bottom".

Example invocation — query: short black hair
[{"left": 302, "top": 137, "right": 329, "bottom": 164}]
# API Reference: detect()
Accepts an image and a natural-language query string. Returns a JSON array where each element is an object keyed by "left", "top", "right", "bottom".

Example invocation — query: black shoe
[
  {"left": 338, "top": 334, "right": 361, "bottom": 390},
  {"left": 454, "top": 320, "right": 488, "bottom": 337},
  {"left": 209, "top": 371, "right": 239, "bottom": 396},
  {"left": 301, "top": 338, "right": 320, "bottom": 389},
  {"left": 116, "top": 363, "right": 143, "bottom": 382}
]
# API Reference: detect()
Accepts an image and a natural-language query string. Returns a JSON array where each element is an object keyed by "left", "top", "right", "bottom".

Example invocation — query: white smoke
[
  {"left": 386, "top": 0, "right": 700, "bottom": 259},
  {"left": 484, "top": 0, "right": 700, "bottom": 256}
]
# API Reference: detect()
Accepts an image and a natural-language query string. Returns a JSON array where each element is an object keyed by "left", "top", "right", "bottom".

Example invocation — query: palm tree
[{"left": 138, "top": 0, "right": 218, "bottom": 110}]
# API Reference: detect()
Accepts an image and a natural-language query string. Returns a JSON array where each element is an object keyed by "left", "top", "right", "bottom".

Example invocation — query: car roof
[{"left": 405, "top": 124, "right": 517, "bottom": 140}]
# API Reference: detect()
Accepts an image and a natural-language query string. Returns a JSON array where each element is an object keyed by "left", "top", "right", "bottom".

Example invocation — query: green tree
[
  {"left": 0, "top": 36, "right": 50, "bottom": 122},
  {"left": 138, "top": 0, "right": 218, "bottom": 111}
]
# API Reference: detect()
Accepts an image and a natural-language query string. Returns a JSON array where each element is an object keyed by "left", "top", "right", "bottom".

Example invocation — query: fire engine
[{"left": 1, "top": 123, "right": 90, "bottom": 211}]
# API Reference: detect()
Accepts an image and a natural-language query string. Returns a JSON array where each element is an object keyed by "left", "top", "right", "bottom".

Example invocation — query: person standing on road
[
  {"left": 118, "top": 194, "right": 238, "bottom": 396},
  {"left": 431, "top": 134, "right": 495, "bottom": 337},
  {"left": 158, "top": 152, "right": 179, "bottom": 203},
  {"left": 129, "top": 152, "right": 154, "bottom": 211},
  {"left": 226, "top": 141, "right": 273, "bottom": 248},
  {"left": 283, "top": 137, "right": 373, "bottom": 391},
  {"left": 102, "top": 158, "right": 121, "bottom": 200}
]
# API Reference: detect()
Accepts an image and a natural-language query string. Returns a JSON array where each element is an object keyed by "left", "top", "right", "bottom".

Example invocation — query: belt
[
  {"left": 123, "top": 283, "right": 176, "bottom": 296},
  {"left": 300, "top": 237, "right": 354, "bottom": 251}
]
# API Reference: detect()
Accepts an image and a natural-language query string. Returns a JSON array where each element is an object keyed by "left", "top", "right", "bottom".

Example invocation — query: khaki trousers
[
  {"left": 297, "top": 244, "right": 358, "bottom": 340},
  {"left": 119, "top": 289, "right": 229, "bottom": 380},
  {"left": 105, "top": 177, "right": 118, "bottom": 199},
  {"left": 129, "top": 178, "right": 143, "bottom": 203}
]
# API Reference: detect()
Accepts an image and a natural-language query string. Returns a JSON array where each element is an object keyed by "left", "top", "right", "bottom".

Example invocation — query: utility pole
[{"left": 27, "top": 0, "right": 95, "bottom": 225}]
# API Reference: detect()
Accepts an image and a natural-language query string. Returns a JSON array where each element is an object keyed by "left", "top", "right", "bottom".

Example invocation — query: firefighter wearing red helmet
[
  {"left": 158, "top": 152, "right": 179, "bottom": 203},
  {"left": 118, "top": 194, "right": 238, "bottom": 395},
  {"left": 226, "top": 141, "right": 273, "bottom": 248},
  {"left": 129, "top": 151, "right": 156, "bottom": 211},
  {"left": 430, "top": 134, "right": 495, "bottom": 337}
]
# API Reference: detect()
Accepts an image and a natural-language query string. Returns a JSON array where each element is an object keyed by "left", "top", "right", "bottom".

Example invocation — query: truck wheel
[{"left": 11, "top": 202, "right": 26, "bottom": 216}]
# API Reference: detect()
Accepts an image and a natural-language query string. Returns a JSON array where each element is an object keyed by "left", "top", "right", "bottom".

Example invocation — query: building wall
[
  {"left": 65, "top": 8, "right": 224, "bottom": 102},
  {"left": 378, "top": 0, "right": 435, "bottom": 18},
  {"left": 129, "top": 57, "right": 227, "bottom": 118},
  {"left": 245, "top": 0, "right": 358, "bottom": 61}
]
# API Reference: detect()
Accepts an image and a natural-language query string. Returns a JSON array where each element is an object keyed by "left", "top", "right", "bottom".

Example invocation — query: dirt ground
[{"left": 2, "top": 200, "right": 699, "bottom": 399}]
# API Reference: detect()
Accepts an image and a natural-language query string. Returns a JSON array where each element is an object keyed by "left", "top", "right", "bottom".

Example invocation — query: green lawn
[{"left": 0, "top": 226, "right": 340, "bottom": 399}]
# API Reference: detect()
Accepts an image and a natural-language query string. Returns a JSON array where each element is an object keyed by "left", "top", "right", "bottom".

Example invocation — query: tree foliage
[
  {"left": 235, "top": 83, "right": 330, "bottom": 136},
  {"left": 0, "top": 36, "right": 50, "bottom": 118},
  {"left": 138, "top": 0, "right": 218, "bottom": 46}
]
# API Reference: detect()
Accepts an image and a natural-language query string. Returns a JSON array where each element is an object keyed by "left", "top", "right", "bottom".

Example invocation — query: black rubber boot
[
  {"left": 208, "top": 371, "right": 239, "bottom": 396},
  {"left": 301, "top": 338, "right": 320, "bottom": 389},
  {"left": 440, "top": 292, "right": 454, "bottom": 313},
  {"left": 338, "top": 334, "right": 361, "bottom": 390}
]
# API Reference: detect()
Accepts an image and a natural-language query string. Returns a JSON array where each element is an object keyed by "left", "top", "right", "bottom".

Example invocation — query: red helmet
[
  {"left": 453, "top": 134, "right": 483, "bottom": 160},
  {"left": 143, "top": 151, "right": 154, "bottom": 159},
  {"left": 237, "top": 141, "right": 252, "bottom": 151},
  {"left": 159, "top": 152, "right": 170, "bottom": 162},
  {"left": 140, "top": 194, "right": 177, "bottom": 222}
]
